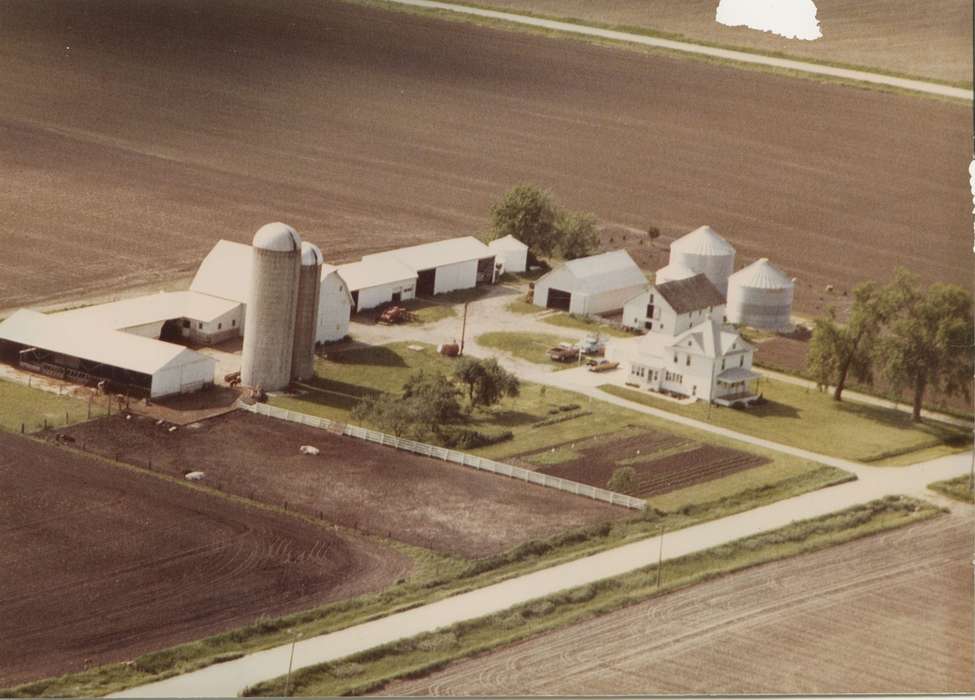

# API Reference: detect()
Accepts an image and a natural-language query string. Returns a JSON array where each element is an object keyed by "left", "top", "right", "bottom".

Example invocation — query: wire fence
[{"left": 241, "top": 402, "right": 646, "bottom": 510}]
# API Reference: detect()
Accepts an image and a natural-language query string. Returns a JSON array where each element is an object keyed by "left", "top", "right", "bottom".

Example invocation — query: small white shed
[
  {"left": 488, "top": 234, "right": 529, "bottom": 274},
  {"left": 532, "top": 250, "right": 647, "bottom": 315}
]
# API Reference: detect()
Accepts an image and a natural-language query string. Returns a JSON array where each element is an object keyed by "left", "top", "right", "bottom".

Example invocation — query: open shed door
[
  {"left": 546, "top": 288, "right": 571, "bottom": 311},
  {"left": 417, "top": 268, "right": 436, "bottom": 296}
]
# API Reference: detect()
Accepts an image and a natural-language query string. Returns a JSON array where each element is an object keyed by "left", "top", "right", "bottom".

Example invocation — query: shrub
[
  {"left": 439, "top": 427, "right": 513, "bottom": 449},
  {"left": 415, "top": 632, "right": 458, "bottom": 652},
  {"left": 607, "top": 466, "right": 637, "bottom": 494}
]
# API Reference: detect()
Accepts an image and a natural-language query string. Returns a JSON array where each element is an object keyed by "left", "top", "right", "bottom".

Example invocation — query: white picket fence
[{"left": 241, "top": 402, "right": 646, "bottom": 510}]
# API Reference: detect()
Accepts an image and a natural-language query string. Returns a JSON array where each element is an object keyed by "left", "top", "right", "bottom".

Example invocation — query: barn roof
[
  {"left": 365, "top": 236, "right": 493, "bottom": 272},
  {"left": 0, "top": 309, "right": 213, "bottom": 375},
  {"left": 551, "top": 250, "right": 646, "bottom": 294},
  {"left": 488, "top": 234, "right": 528, "bottom": 252},
  {"left": 54, "top": 292, "right": 240, "bottom": 331},
  {"left": 190, "top": 240, "right": 253, "bottom": 304},
  {"left": 335, "top": 257, "right": 417, "bottom": 292},
  {"left": 654, "top": 274, "right": 726, "bottom": 314}
]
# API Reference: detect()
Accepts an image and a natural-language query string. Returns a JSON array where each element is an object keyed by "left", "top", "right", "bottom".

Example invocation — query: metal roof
[
  {"left": 728, "top": 258, "right": 794, "bottom": 289},
  {"left": 671, "top": 320, "right": 750, "bottom": 359},
  {"left": 364, "top": 236, "right": 493, "bottom": 272},
  {"left": 190, "top": 240, "right": 253, "bottom": 304},
  {"left": 488, "top": 234, "right": 528, "bottom": 252},
  {"left": 54, "top": 292, "right": 240, "bottom": 331},
  {"left": 548, "top": 250, "right": 647, "bottom": 294},
  {"left": 335, "top": 257, "right": 417, "bottom": 292},
  {"left": 0, "top": 309, "right": 213, "bottom": 376},
  {"left": 654, "top": 274, "right": 726, "bottom": 314},
  {"left": 654, "top": 261, "right": 697, "bottom": 282},
  {"left": 670, "top": 226, "right": 735, "bottom": 256},
  {"left": 717, "top": 367, "right": 761, "bottom": 383}
]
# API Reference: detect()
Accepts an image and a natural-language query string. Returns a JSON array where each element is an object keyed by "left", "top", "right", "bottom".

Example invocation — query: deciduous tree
[
  {"left": 490, "top": 185, "right": 560, "bottom": 257},
  {"left": 557, "top": 211, "right": 600, "bottom": 260}
]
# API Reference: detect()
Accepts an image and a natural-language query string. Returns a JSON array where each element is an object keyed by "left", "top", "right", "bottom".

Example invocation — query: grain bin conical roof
[
  {"left": 670, "top": 226, "right": 735, "bottom": 255},
  {"left": 729, "top": 258, "right": 794, "bottom": 289}
]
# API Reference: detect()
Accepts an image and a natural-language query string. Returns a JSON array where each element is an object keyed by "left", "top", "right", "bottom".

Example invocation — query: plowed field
[
  {"left": 0, "top": 432, "right": 408, "bottom": 686},
  {"left": 382, "top": 513, "right": 974, "bottom": 695},
  {"left": 57, "top": 412, "right": 628, "bottom": 559},
  {"left": 0, "top": 0, "right": 968, "bottom": 314}
]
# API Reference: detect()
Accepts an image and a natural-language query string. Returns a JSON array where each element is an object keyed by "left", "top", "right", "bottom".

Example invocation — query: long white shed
[
  {"left": 532, "top": 250, "right": 647, "bottom": 315},
  {"left": 364, "top": 236, "right": 496, "bottom": 296},
  {"left": 336, "top": 258, "right": 417, "bottom": 311}
]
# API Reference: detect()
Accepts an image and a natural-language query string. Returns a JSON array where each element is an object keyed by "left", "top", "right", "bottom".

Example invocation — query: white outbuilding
[
  {"left": 0, "top": 309, "right": 216, "bottom": 398},
  {"left": 622, "top": 273, "right": 726, "bottom": 334},
  {"left": 668, "top": 226, "right": 736, "bottom": 296},
  {"left": 532, "top": 250, "right": 647, "bottom": 315},
  {"left": 726, "top": 258, "right": 795, "bottom": 331},
  {"left": 364, "top": 236, "right": 497, "bottom": 296},
  {"left": 336, "top": 257, "right": 417, "bottom": 312},
  {"left": 318, "top": 265, "right": 354, "bottom": 341},
  {"left": 488, "top": 234, "right": 529, "bottom": 274}
]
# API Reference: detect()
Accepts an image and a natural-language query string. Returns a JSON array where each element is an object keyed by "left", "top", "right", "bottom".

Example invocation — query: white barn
[
  {"left": 336, "top": 257, "right": 417, "bottom": 312},
  {"left": 0, "top": 309, "right": 216, "bottom": 398},
  {"left": 622, "top": 274, "right": 726, "bottom": 334},
  {"left": 318, "top": 265, "right": 354, "bottom": 342},
  {"left": 532, "top": 250, "right": 646, "bottom": 315},
  {"left": 488, "top": 234, "right": 529, "bottom": 274},
  {"left": 365, "top": 236, "right": 496, "bottom": 296}
]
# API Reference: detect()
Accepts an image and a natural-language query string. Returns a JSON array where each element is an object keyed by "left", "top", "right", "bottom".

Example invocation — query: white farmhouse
[
  {"left": 622, "top": 273, "right": 726, "bottom": 334},
  {"left": 532, "top": 250, "right": 647, "bottom": 315},
  {"left": 488, "top": 234, "right": 529, "bottom": 274},
  {"left": 317, "top": 265, "right": 354, "bottom": 342},
  {"left": 619, "top": 320, "right": 758, "bottom": 404}
]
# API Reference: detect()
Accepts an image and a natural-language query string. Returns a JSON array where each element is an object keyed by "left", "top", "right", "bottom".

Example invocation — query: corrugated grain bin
[
  {"left": 241, "top": 222, "right": 302, "bottom": 391},
  {"left": 726, "top": 257, "right": 795, "bottom": 331},
  {"left": 668, "top": 225, "right": 736, "bottom": 296},
  {"left": 292, "top": 242, "right": 323, "bottom": 381}
]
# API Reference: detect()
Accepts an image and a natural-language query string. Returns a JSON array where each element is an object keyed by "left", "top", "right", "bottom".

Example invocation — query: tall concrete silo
[
  {"left": 241, "top": 222, "right": 302, "bottom": 391},
  {"left": 726, "top": 258, "right": 795, "bottom": 331},
  {"left": 291, "top": 241, "right": 323, "bottom": 381},
  {"left": 668, "top": 225, "right": 736, "bottom": 297}
]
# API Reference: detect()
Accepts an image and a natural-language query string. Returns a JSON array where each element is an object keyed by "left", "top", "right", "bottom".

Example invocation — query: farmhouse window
[
  {"left": 198, "top": 322, "right": 203, "bottom": 329},
  {"left": 740, "top": 356, "right": 744, "bottom": 367},
  {"left": 217, "top": 323, "right": 222, "bottom": 330},
  {"left": 685, "top": 355, "right": 690, "bottom": 366},
  {"left": 692, "top": 385, "right": 697, "bottom": 395},
  {"left": 646, "top": 304, "right": 655, "bottom": 318},
  {"left": 722, "top": 359, "right": 726, "bottom": 370},
  {"left": 232, "top": 319, "right": 236, "bottom": 327},
  {"left": 645, "top": 321, "right": 653, "bottom": 330},
  {"left": 182, "top": 320, "right": 190, "bottom": 329}
]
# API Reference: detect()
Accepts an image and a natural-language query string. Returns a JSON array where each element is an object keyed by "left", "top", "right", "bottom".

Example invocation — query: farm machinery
[{"left": 376, "top": 305, "right": 416, "bottom": 325}]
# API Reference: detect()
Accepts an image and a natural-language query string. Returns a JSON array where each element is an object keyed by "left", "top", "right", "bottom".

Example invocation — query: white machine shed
[
  {"left": 532, "top": 250, "right": 647, "bottom": 315},
  {"left": 364, "top": 236, "right": 496, "bottom": 296}
]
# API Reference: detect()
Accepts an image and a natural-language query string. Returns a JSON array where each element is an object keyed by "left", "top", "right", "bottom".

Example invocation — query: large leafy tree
[
  {"left": 556, "top": 211, "right": 600, "bottom": 260},
  {"left": 879, "top": 279, "right": 973, "bottom": 421},
  {"left": 453, "top": 357, "right": 520, "bottom": 408},
  {"left": 806, "top": 279, "right": 895, "bottom": 401},
  {"left": 353, "top": 370, "right": 465, "bottom": 438},
  {"left": 490, "top": 185, "right": 560, "bottom": 257}
]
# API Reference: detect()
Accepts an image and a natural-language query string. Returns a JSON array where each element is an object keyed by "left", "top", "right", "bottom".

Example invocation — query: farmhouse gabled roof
[
  {"left": 654, "top": 274, "right": 726, "bottom": 314},
  {"left": 0, "top": 309, "right": 214, "bottom": 375},
  {"left": 364, "top": 236, "right": 494, "bottom": 272},
  {"left": 553, "top": 250, "right": 647, "bottom": 294},
  {"left": 190, "top": 240, "right": 253, "bottom": 304},
  {"left": 669, "top": 319, "right": 749, "bottom": 359}
]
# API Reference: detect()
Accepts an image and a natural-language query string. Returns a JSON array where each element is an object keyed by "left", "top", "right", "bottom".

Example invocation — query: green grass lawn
[
  {"left": 599, "top": 380, "right": 971, "bottom": 463},
  {"left": 0, "top": 379, "right": 98, "bottom": 433},
  {"left": 273, "top": 342, "right": 850, "bottom": 517},
  {"left": 243, "top": 496, "right": 941, "bottom": 697},
  {"left": 928, "top": 475, "right": 974, "bottom": 504},
  {"left": 505, "top": 299, "right": 540, "bottom": 314},
  {"left": 477, "top": 331, "right": 575, "bottom": 365},
  {"left": 541, "top": 312, "right": 632, "bottom": 338},
  {"left": 404, "top": 299, "right": 457, "bottom": 324}
]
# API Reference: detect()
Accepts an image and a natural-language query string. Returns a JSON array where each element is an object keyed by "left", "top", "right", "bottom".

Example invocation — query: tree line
[
  {"left": 488, "top": 184, "right": 601, "bottom": 260},
  {"left": 807, "top": 267, "right": 972, "bottom": 421}
]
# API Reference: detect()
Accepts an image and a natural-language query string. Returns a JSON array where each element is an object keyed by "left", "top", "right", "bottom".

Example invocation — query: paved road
[
  {"left": 113, "top": 449, "right": 970, "bottom": 697},
  {"left": 380, "top": 0, "right": 973, "bottom": 101}
]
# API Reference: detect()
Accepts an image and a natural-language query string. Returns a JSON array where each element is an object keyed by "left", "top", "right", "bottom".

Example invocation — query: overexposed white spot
[{"left": 716, "top": 0, "right": 822, "bottom": 40}]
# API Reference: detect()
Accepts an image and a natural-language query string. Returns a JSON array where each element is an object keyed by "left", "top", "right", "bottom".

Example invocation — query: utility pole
[
  {"left": 655, "top": 525, "right": 665, "bottom": 589},
  {"left": 460, "top": 302, "right": 469, "bottom": 355},
  {"left": 285, "top": 630, "right": 301, "bottom": 696}
]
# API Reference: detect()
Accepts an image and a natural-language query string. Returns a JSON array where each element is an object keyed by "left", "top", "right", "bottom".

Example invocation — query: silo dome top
[
  {"left": 670, "top": 225, "right": 735, "bottom": 256},
  {"left": 655, "top": 261, "right": 697, "bottom": 282},
  {"left": 729, "top": 258, "right": 794, "bottom": 289},
  {"left": 253, "top": 222, "right": 301, "bottom": 252},
  {"left": 300, "top": 241, "right": 323, "bottom": 266}
]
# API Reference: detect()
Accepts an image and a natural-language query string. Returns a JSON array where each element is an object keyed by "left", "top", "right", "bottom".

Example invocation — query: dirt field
[
  {"left": 480, "top": 0, "right": 973, "bottom": 85},
  {"left": 382, "top": 513, "right": 975, "bottom": 695},
  {"left": 0, "top": 1, "right": 968, "bottom": 315},
  {"left": 525, "top": 429, "right": 768, "bottom": 497},
  {"left": 0, "top": 432, "right": 408, "bottom": 686},
  {"left": 57, "top": 412, "right": 628, "bottom": 559}
]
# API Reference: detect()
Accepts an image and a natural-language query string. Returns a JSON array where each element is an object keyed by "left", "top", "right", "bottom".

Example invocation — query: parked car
[
  {"left": 587, "top": 359, "right": 619, "bottom": 373},
  {"left": 547, "top": 343, "right": 580, "bottom": 362}
]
